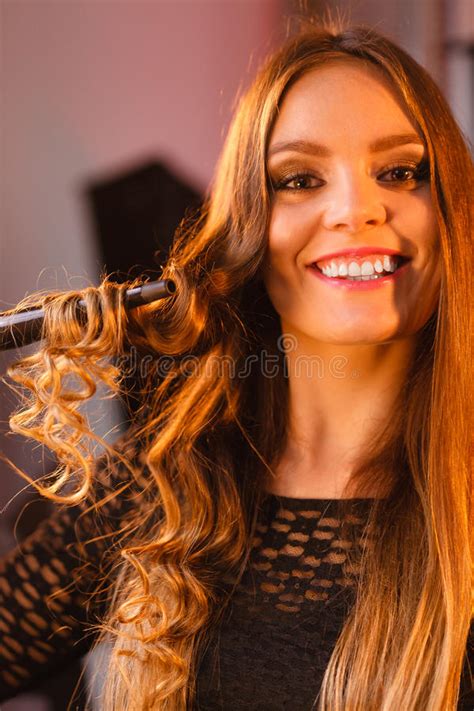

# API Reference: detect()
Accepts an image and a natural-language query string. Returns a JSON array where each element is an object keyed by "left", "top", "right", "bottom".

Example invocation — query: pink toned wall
[{"left": 1, "top": 0, "right": 284, "bottom": 309}]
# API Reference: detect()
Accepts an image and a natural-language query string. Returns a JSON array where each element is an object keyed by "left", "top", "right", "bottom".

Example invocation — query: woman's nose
[{"left": 321, "top": 171, "right": 387, "bottom": 233}]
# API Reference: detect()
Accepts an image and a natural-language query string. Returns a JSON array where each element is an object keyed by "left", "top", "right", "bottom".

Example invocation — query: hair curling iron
[{"left": 0, "top": 279, "right": 177, "bottom": 352}]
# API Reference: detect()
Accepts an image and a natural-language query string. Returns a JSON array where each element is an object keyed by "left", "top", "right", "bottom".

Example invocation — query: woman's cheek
[{"left": 267, "top": 205, "right": 315, "bottom": 263}]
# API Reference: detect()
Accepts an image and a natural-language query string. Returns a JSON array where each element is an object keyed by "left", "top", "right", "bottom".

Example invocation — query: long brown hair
[{"left": 2, "top": 15, "right": 472, "bottom": 711}]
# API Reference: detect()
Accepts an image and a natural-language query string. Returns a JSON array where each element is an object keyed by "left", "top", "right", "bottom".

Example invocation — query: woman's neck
[{"left": 265, "top": 326, "right": 414, "bottom": 499}]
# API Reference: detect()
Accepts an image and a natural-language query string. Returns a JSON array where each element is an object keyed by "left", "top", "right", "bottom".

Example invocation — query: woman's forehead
[
  {"left": 269, "top": 59, "right": 419, "bottom": 150},
  {"left": 282, "top": 56, "right": 397, "bottom": 104}
]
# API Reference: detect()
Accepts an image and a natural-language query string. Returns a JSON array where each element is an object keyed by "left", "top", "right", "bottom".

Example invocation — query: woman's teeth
[{"left": 317, "top": 255, "right": 400, "bottom": 280}]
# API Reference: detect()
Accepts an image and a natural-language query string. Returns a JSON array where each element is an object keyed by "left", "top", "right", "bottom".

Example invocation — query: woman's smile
[{"left": 306, "top": 254, "right": 412, "bottom": 290}]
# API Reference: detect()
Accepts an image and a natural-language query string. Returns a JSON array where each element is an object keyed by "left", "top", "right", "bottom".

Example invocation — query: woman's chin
[{"left": 301, "top": 326, "right": 404, "bottom": 347}]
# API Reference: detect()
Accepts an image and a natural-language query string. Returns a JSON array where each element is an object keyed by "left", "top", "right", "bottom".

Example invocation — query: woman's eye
[
  {"left": 270, "top": 160, "right": 430, "bottom": 193},
  {"left": 272, "top": 172, "right": 321, "bottom": 191},
  {"left": 379, "top": 161, "right": 430, "bottom": 185}
]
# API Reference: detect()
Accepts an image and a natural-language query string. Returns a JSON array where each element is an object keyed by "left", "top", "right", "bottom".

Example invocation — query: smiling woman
[
  {"left": 0, "top": 14, "right": 472, "bottom": 711},
  {"left": 265, "top": 59, "right": 440, "bottom": 327},
  {"left": 262, "top": 58, "right": 444, "bottom": 504}
]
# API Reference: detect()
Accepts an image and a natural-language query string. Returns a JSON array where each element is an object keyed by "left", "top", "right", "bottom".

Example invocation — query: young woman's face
[{"left": 263, "top": 59, "right": 441, "bottom": 345}]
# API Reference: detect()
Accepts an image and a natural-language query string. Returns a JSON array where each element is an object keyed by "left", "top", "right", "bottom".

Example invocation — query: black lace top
[
  {"left": 0, "top": 430, "right": 472, "bottom": 709},
  {"left": 194, "top": 494, "right": 374, "bottom": 710}
]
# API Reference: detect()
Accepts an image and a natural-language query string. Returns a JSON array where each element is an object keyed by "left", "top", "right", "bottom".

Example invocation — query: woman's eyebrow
[{"left": 267, "top": 133, "right": 424, "bottom": 159}]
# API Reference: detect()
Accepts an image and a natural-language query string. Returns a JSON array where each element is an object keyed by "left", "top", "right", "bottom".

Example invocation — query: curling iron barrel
[{"left": 0, "top": 279, "right": 177, "bottom": 352}]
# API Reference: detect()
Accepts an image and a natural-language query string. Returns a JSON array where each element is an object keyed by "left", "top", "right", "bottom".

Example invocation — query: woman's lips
[
  {"left": 309, "top": 246, "right": 407, "bottom": 263},
  {"left": 306, "top": 258, "right": 411, "bottom": 290}
]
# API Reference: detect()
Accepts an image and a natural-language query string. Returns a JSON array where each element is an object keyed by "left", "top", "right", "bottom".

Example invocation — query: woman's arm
[{"left": 0, "top": 425, "right": 147, "bottom": 702}]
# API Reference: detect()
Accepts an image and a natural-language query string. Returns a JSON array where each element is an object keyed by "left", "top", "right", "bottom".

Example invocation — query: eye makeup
[{"left": 267, "top": 155, "right": 430, "bottom": 193}]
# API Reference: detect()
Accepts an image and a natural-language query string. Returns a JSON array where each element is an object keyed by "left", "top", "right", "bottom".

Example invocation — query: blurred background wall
[{"left": 0, "top": 0, "right": 472, "bottom": 709}]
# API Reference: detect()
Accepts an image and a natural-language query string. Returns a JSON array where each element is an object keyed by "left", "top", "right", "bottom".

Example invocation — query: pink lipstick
[{"left": 306, "top": 258, "right": 411, "bottom": 291}]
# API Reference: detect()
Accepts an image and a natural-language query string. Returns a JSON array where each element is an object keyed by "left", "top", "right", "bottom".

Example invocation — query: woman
[{"left": 0, "top": 17, "right": 472, "bottom": 711}]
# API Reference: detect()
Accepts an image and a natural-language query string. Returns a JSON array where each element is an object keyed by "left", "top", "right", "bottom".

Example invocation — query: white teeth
[
  {"left": 348, "top": 261, "right": 361, "bottom": 277},
  {"left": 346, "top": 274, "right": 384, "bottom": 281},
  {"left": 319, "top": 255, "right": 399, "bottom": 279},
  {"left": 360, "top": 261, "right": 374, "bottom": 276},
  {"left": 321, "top": 254, "right": 398, "bottom": 281}
]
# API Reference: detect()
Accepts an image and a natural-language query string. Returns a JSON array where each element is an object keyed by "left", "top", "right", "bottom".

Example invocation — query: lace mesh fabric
[
  {"left": 0, "top": 426, "right": 149, "bottom": 699},
  {"left": 0, "top": 432, "right": 472, "bottom": 709},
  {"left": 194, "top": 495, "right": 372, "bottom": 710}
]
